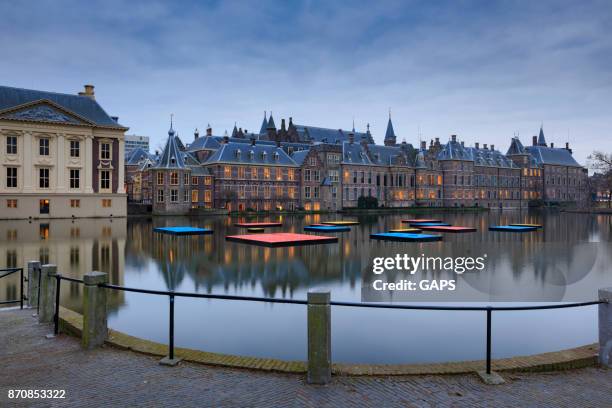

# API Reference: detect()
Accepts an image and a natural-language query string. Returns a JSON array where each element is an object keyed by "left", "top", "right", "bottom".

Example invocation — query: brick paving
[{"left": 1, "top": 308, "right": 611, "bottom": 408}]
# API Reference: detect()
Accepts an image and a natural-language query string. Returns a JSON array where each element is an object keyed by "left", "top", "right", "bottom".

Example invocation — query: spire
[
  {"left": 384, "top": 112, "right": 396, "bottom": 146},
  {"left": 538, "top": 124, "right": 546, "bottom": 146},
  {"left": 168, "top": 114, "right": 175, "bottom": 136},
  {"left": 267, "top": 112, "right": 276, "bottom": 130},
  {"left": 232, "top": 122, "right": 238, "bottom": 138},
  {"left": 352, "top": 118, "right": 355, "bottom": 133},
  {"left": 259, "top": 111, "right": 268, "bottom": 135}
]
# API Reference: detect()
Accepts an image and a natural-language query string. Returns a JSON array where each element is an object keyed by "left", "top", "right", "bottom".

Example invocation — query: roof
[
  {"left": 384, "top": 117, "right": 396, "bottom": 141},
  {"left": 125, "top": 147, "right": 152, "bottom": 165},
  {"left": 437, "top": 140, "right": 473, "bottom": 161},
  {"left": 538, "top": 126, "right": 546, "bottom": 146},
  {"left": 469, "top": 147, "right": 517, "bottom": 168},
  {"left": 526, "top": 146, "right": 581, "bottom": 167},
  {"left": 506, "top": 137, "right": 526, "bottom": 155},
  {"left": 203, "top": 142, "right": 298, "bottom": 166},
  {"left": 154, "top": 126, "right": 186, "bottom": 169},
  {"left": 291, "top": 150, "right": 310, "bottom": 166},
  {"left": 294, "top": 124, "right": 375, "bottom": 144},
  {"left": 259, "top": 113, "right": 268, "bottom": 135},
  {"left": 342, "top": 142, "right": 372, "bottom": 165},
  {"left": 187, "top": 135, "right": 221, "bottom": 151},
  {"left": 0, "top": 85, "right": 126, "bottom": 129}
]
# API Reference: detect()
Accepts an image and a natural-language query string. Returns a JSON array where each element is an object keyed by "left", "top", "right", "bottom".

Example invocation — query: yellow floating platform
[
  {"left": 388, "top": 228, "right": 422, "bottom": 233},
  {"left": 247, "top": 227, "right": 265, "bottom": 233},
  {"left": 509, "top": 223, "right": 542, "bottom": 228},
  {"left": 321, "top": 221, "right": 359, "bottom": 226}
]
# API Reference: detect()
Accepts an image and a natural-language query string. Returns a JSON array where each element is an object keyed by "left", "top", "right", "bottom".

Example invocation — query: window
[
  {"left": 308, "top": 157, "right": 317, "bottom": 166},
  {"left": 314, "top": 170, "right": 320, "bottom": 182},
  {"left": 102, "top": 199, "right": 112, "bottom": 208},
  {"left": 204, "top": 190, "right": 212, "bottom": 203},
  {"left": 157, "top": 189, "right": 164, "bottom": 203},
  {"left": 39, "top": 168, "right": 50, "bottom": 188},
  {"left": 39, "top": 138, "right": 49, "bottom": 156},
  {"left": 204, "top": 176, "right": 212, "bottom": 185},
  {"left": 224, "top": 166, "right": 232, "bottom": 178},
  {"left": 184, "top": 173, "right": 189, "bottom": 185},
  {"left": 238, "top": 167, "right": 245, "bottom": 178},
  {"left": 304, "top": 169, "right": 311, "bottom": 182},
  {"left": 288, "top": 169, "right": 295, "bottom": 181},
  {"left": 7, "top": 199, "right": 17, "bottom": 208},
  {"left": 6, "top": 167, "right": 17, "bottom": 188},
  {"left": 170, "top": 172, "right": 179, "bottom": 185},
  {"left": 192, "top": 176, "right": 198, "bottom": 185},
  {"left": 263, "top": 168, "right": 270, "bottom": 179},
  {"left": 70, "top": 199, "right": 80, "bottom": 208},
  {"left": 70, "top": 169, "right": 80, "bottom": 189},
  {"left": 314, "top": 186, "right": 320, "bottom": 198},
  {"left": 100, "top": 142, "right": 111, "bottom": 160},
  {"left": 329, "top": 169, "right": 339, "bottom": 183},
  {"left": 70, "top": 140, "right": 80, "bottom": 157},
  {"left": 184, "top": 190, "right": 189, "bottom": 202},
  {"left": 157, "top": 172, "right": 164, "bottom": 185},
  {"left": 305, "top": 186, "right": 311, "bottom": 199},
  {"left": 171, "top": 189, "right": 178, "bottom": 202},
  {"left": 39, "top": 199, "right": 50, "bottom": 214},
  {"left": 100, "top": 170, "right": 110, "bottom": 190},
  {"left": 6, "top": 136, "right": 17, "bottom": 154},
  {"left": 251, "top": 167, "right": 258, "bottom": 179},
  {"left": 191, "top": 190, "right": 198, "bottom": 203}
]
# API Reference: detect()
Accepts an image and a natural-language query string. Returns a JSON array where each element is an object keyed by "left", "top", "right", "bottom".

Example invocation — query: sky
[{"left": 1, "top": 0, "right": 611, "bottom": 164}]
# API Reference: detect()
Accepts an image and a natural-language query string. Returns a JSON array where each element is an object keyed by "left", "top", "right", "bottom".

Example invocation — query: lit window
[
  {"left": 6, "top": 167, "right": 17, "bottom": 188},
  {"left": 170, "top": 172, "right": 179, "bottom": 185},
  {"left": 70, "top": 199, "right": 80, "bottom": 208},
  {"left": 204, "top": 190, "right": 211, "bottom": 202},
  {"left": 6, "top": 136, "right": 17, "bottom": 155},
  {"left": 7, "top": 199, "right": 17, "bottom": 208},
  {"left": 191, "top": 190, "right": 198, "bottom": 203},
  {"left": 39, "top": 138, "right": 49, "bottom": 156},
  {"left": 191, "top": 176, "right": 198, "bottom": 185},
  {"left": 264, "top": 168, "right": 270, "bottom": 179},
  {"left": 39, "top": 168, "right": 50, "bottom": 188},
  {"left": 70, "top": 140, "right": 80, "bottom": 157},
  {"left": 204, "top": 176, "right": 212, "bottom": 185},
  {"left": 102, "top": 199, "right": 112, "bottom": 208},
  {"left": 157, "top": 172, "right": 164, "bottom": 185},
  {"left": 70, "top": 169, "right": 80, "bottom": 189},
  {"left": 39, "top": 199, "right": 50, "bottom": 214},
  {"left": 224, "top": 166, "right": 232, "bottom": 178}
]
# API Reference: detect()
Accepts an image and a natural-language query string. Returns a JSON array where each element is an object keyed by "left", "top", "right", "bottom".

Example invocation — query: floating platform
[
  {"left": 304, "top": 225, "right": 350, "bottom": 232},
  {"left": 247, "top": 227, "right": 265, "bottom": 233},
  {"left": 409, "top": 222, "right": 451, "bottom": 227},
  {"left": 226, "top": 232, "right": 338, "bottom": 247},
  {"left": 153, "top": 227, "right": 213, "bottom": 236},
  {"left": 234, "top": 222, "right": 282, "bottom": 228},
  {"left": 321, "top": 220, "right": 359, "bottom": 226},
  {"left": 402, "top": 219, "right": 442, "bottom": 224},
  {"left": 370, "top": 232, "right": 442, "bottom": 242},
  {"left": 418, "top": 226, "right": 476, "bottom": 233},
  {"left": 509, "top": 223, "right": 543, "bottom": 228},
  {"left": 388, "top": 228, "right": 422, "bottom": 233},
  {"left": 489, "top": 225, "right": 538, "bottom": 232}
]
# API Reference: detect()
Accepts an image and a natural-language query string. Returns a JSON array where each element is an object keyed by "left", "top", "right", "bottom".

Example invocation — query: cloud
[{"left": 1, "top": 0, "right": 611, "bottom": 163}]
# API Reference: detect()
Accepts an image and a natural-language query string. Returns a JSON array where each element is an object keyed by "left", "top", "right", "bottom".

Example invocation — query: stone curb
[{"left": 58, "top": 306, "right": 599, "bottom": 376}]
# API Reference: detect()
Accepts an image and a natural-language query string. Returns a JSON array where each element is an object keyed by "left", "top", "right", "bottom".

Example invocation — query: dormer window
[
  {"left": 171, "top": 158, "right": 176, "bottom": 165},
  {"left": 235, "top": 149, "right": 241, "bottom": 159},
  {"left": 249, "top": 150, "right": 255, "bottom": 160},
  {"left": 261, "top": 151, "right": 267, "bottom": 160},
  {"left": 273, "top": 151, "right": 279, "bottom": 161}
]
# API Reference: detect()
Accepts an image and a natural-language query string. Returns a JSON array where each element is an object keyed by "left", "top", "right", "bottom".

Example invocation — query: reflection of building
[
  {"left": 126, "top": 111, "right": 588, "bottom": 213},
  {"left": 124, "top": 134, "right": 149, "bottom": 155},
  {"left": 0, "top": 85, "right": 128, "bottom": 219}
]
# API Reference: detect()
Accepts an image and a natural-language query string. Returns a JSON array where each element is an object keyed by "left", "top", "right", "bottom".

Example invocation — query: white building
[{"left": 125, "top": 134, "right": 149, "bottom": 155}]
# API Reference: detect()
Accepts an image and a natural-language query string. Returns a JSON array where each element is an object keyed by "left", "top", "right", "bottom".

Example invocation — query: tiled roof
[
  {"left": 342, "top": 142, "right": 372, "bottom": 165},
  {"left": 0, "top": 85, "right": 126, "bottom": 128},
  {"left": 125, "top": 147, "right": 151, "bottom": 165},
  {"left": 291, "top": 150, "right": 310, "bottom": 166},
  {"left": 526, "top": 146, "right": 581, "bottom": 167},
  {"left": 187, "top": 136, "right": 221, "bottom": 151},
  {"left": 203, "top": 142, "right": 298, "bottom": 166},
  {"left": 506, "top": 137, "right": 526, "bottom": 155},
  {"left": 154, "top": 127, "right": 186, "bottom": 169},
  {"left": 294, "top": 124, "right": 375, "bottom": 144},
  {"left": 437, "top": 140, "right": 473, "bottom": 161},
  {"left": 384, "top": 118, "right": 396, "bottom": 141}
]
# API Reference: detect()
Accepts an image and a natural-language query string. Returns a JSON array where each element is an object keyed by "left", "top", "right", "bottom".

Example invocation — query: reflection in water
[{"left": 0, "top": 210, "right": 611, "bottom": 363}]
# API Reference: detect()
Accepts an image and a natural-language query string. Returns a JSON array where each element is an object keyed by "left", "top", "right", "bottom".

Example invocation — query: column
[
  {"left": 27, "top": 260, "right": 41, "bottom": 309},
  {"left": 22, "top": 131, "right": 34, "bottom": 192},
  {"left": 38, "top": 264, "right": 57, "bottom": 324},
  {"left": 82, "top": 271, "right": 108, "bottom": 349},
  {"left": 117, "top": 136, "right": 125, "bottom": 193},
  {"left": 599, "top": 288, "right": 612, "bottom": 368},
  {"left": 56, "top": 133, "right": 65, "bottom": 192},
  {"left": 84, "top": 135, "right": 93, "bottom": 193},
  {"left": 307, "top": 289, "right": 331, "bottom": 384}
]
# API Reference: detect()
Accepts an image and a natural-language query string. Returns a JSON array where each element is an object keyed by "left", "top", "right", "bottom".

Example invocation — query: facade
[
  {"left": 127, "top": 112, "right": 588, "bottom": 214},
  {"left": 0, "top": 85, "right": 128, "bottom": 219},
  {"left": 124, "top": 134, "right": 149, "bottom": 155}
]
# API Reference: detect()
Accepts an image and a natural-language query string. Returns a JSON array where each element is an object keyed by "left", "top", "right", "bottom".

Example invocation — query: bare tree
[{"left": 588, "top": 151, "right": 612, "bottom": 207}]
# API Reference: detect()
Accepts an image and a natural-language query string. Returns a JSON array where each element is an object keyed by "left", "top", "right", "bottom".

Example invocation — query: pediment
[{"left": 0, "top": 101, "right": 91, "bottom": 125}]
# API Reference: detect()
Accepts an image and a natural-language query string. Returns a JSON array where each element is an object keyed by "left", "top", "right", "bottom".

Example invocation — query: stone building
[{"left": 0, "top": 85, "right": 127, "bottom": 219}]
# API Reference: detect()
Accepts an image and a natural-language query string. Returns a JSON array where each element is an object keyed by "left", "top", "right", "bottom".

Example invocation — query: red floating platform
[
  {"left": 226, "top": 232, "right": 338, "bottom": 247},
  {"left": 418, "top": 226, "right": 476, "bottom": 233},
  {"left": 234, "top": 222, "right": 282, "bottom": 228},
  {"left": 402, "top": 219, "right": 442, "bottom": 224}
]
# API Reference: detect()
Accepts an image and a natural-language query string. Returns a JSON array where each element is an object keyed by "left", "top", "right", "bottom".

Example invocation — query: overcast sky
[{"left": 1, "top": 0, "right": 611, "bottom": 164}]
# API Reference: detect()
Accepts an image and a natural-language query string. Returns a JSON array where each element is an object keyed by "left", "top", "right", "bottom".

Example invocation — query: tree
[
  {"left": 357, "top": 195, "right": 378, "bottom": 209},
  {"left": 588, "top": 151, "right": 612, "bottom": 207},
  {"left": 219, "top": 189, "right": 238, "bottom": 209}
]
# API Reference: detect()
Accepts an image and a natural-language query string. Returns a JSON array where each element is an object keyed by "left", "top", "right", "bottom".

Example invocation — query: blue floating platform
[
  {"left": 154, "top": 226, "right": 213, "bottom": 236},
  {"left": 370, "top": 232, "right": 442, "bottom": 242},
  {"left": 304, "top": 225, "right": 350, "bottom": 232},
  {"left": 409, "top": 222, "right": 451, "bottom": 227},
  {"left": 489, "top": 225, "right": 538, "bottom": 232}
]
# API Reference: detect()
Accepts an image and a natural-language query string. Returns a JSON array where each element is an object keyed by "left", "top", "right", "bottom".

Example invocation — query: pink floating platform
[
  {"left": 226, "top": 232, "right": 338, "bottom": 247},
  {"left": 402, "top": 219, "right": 442, "bottom": 224},
  {"left": 234, "top": 222, "right": 282, "bottom": 228},
  {"left": 418, "top": 226, "right": 476, "bottom": 233}
]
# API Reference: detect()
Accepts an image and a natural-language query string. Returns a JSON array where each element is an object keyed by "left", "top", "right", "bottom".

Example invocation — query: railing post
[
  {"left": 27, "top": 261, "right": 41, "bottom": 311},
  {"left": 599, "top": 287, "right": 612, "bottom": 368},
  {"left": 477, "top": 307, "right": 504, "bottom": 385},
  {"left": 486, "top": 308, "right": 492, "bottom": 375},
  {"left": 38, "top": 264, "right": 57, "bottom": 324},
  {"left": 307, "top": 289, "right": 331, "bottom": 385},
  {"left": 160, "top": 294, "right": 181, "bottom": 366},
  {"left": 82, "top": 272, "right": 108, "bottom": 350},
  {"left": 20, "top": 268, "right": 24, "bottom": 309},
  {"left": 54, "top": 274, "right": 61, "bottom": 335}
]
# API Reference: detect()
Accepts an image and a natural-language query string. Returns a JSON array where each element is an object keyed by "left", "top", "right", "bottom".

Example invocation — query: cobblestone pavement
[{"left": 1, "top": 308, "right": 611, "bottom": 408}]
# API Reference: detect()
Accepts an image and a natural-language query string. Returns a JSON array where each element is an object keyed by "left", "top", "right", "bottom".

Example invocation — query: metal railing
[
  {"left": 0, "top": 268, "right": 24, "bottom": 309},
  {"left": 54, "top": 275, "right": 606, "bottom": 375}
]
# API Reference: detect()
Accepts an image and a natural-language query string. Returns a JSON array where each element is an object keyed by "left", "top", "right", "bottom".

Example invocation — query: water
[{"left": 1, "top": 210, "right": 611, "bottom": 364}]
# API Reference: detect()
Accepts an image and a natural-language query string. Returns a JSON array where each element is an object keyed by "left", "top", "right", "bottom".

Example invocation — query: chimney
[
  {"left": 111, "top": 116, "right": 119, "bottom": 122},
  {"left": 348, "top": 130, "right": 354, "bottom": 144},
  {"left": 194, "top": 128, "right": 199, "bottom": 140},
  {"left": 276, "top": 139, "right": 281, "bottom": 147},
  {"left": 251, "top": 137, "right": 256, "bottom": 146},
  {"left": 155, "top": 150, "right": 159, "bottom": 156},
  {"left": 460, "top": 141, "right": 465, "bottom": 147},
  {"left": 550, "top": 142, "right": 554, "bottom": 148},
  {"left": 532, "top": 136, "right": 537, "bottom": 146},
  {"left": 475, "top": 142, "right": 479, "bottom": 149},
  {"left": 491, "top": 144, "right": 495, "bottom": 151},
  {"left": 451, "top": 134, "right": 457, "bottom": 142},
  {"left": 483, "top": 144, "right": 488, "bottom": 150},
  {"left": 223, "top": 131, "right": 229, "bottom": 144},
  {"left": 78, "top": 84, "right": 95, "bottom": 99},
  {"left": 288, "top": 117, "right": 293, "bottom": 127},
  {"left": 206, "top": 125, "right": 212, "bottom": 137},
  {"left": 420, "top": 141, "right": 426, "bottom": 149},
  {"left": 435, "top": 137, "right": 440, "bottom": 145},
  {"left": 280, "top": 118, "right": 286, "bottom": 131}
]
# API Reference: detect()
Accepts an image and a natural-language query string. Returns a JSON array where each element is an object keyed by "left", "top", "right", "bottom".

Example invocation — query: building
[
  {"left": 128, "top": 111, "right": 588, "bottom": 214},
  {"left": 0, "top": 84, "right": 128, "bottom": 219},
  {"left": 124, "top": 134, "right": 149, "bottom": 155}
]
